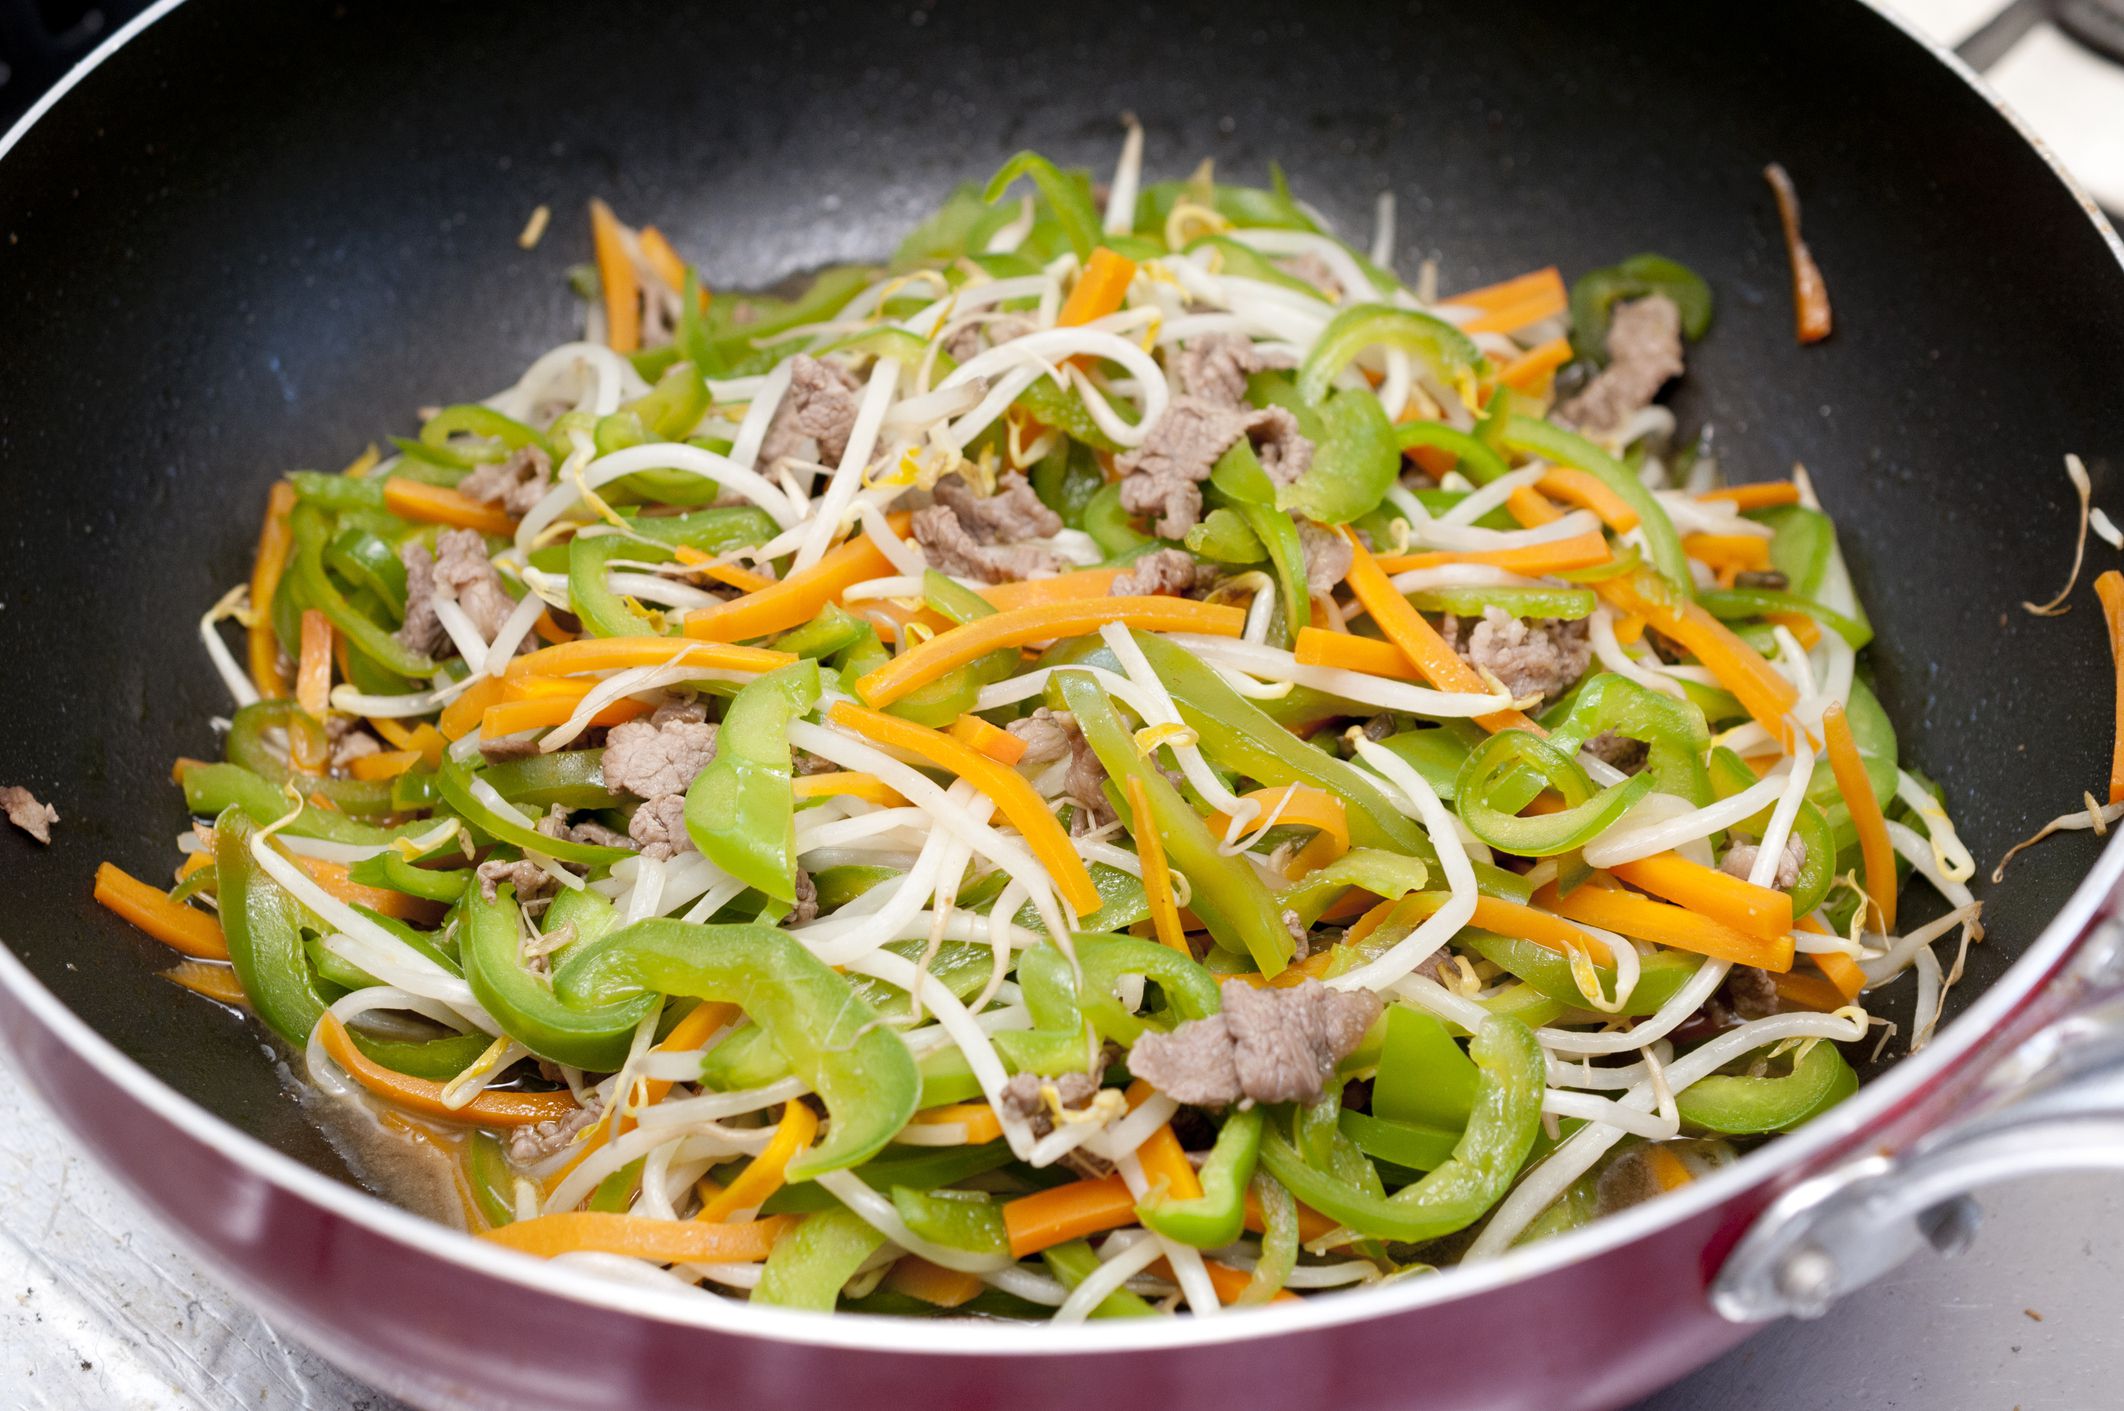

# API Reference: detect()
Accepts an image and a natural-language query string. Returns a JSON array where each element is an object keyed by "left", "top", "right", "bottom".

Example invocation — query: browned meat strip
[
  {"left": 507, "top": 1095, "right": 604, "bottom": 1164},
  {"left": 1109, "top": 547, "right": 1202, "bottom": 597},
  {"left": 1720, "top": 835, "right": 1806, "bottom": 890},
  {"left": 2, "top": 786, "right": 56, "bottom": 844},
  {"left": 1297, "top": 519, "right": 1353, "bottom": 594},
  {"left": 1172, "top": 332, "right": 1264, "bottom": 408},
  {"left": 759, "top": 355, "right": 863, "bottom": 467},
  {"left": 1127, "top": 979, "right": 1382, "bottom": 1108},
  {"left": 912, "top": 471, "right": 1065, "bottom": 584},
  {"left": 476, "top": 858, "right": 557, "bottom": 910},
  {"left": 1441, "top": 608, "right": 1592, "bottom": 706},
  {"left": 1115, "top": 399, "right": 1314, "bottom": 539},
  {"left": 538, "top": 805, "right": 634, "bottom": 851},
  {"left": 457, "top": 445, "right": 554, "bottom": 517},
  {"left": 1554, "top": 295, "right": 1684, "bottom": 439},
  {"left": 1006, "top": 707, "right": 1078, "bottom": 766}
]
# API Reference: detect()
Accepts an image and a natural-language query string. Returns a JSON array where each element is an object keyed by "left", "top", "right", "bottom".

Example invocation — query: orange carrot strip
[
  {"left": 318, "top": 1015, "right": 580, "bottom": 1127},
  {"left": 1003, "top": 1174, "right": 1137, "bottom": 1257},
  {"left": 1127, "top": 775, "right": 1191, "bottom": 957},
  {"left": 1696, "top": 482, "right": 1800, "bottom": 510},
  {"left": 902, "top": 1102, "right": 1005, "bottom": 1147},
  {"left": 347, "top": 748, "right": 421, "bottom": 781},
  {"left": 1507, "top": 484, "right": 1565, "bottom": 529},
  {"left": 949, "top": 713, "right": 1027, "bottom": 765},
  {"left": 508, "top": 636, "right": 795, "bottom": 680},
  {"left": 436, "top": 675, "right": 510, "bottom": 741},
  {"left": 482, "top": 1210, "right": 792, "bottom": 1262},
  {"left": 979, "top": 568, "right": 1123, "bottom": 610},
  {"left": 1059, "top": 247, "right": 1138, "bottom": 327},
  {"left": 1605, "top": 853, "right": 1794, "bottom": 943},
  {"left": 637, "top": 226, "right": 707, "bottom": 311},
  {"left": 587, "top": 198, "right": 641, "bottom": 354},
  {"left": 1823, "top": 700, "right": 1895, "bottom": 934},
  {"left": 1800, "top": 919, "right": 1868, "bottom": 1002},
  {"left": 1373, "top": 530, "right": 1612, "bottom": 578},
  {"left": 1338, "top": 530, "right": 1542, "bottom": 734},
  {"left": 1293, "top": 628, "right": 1425, "bottom": 683},
  {"left": 852, "top": 597, "right": 1247, "bottom": 710},
  {"left": 372, "top": 718, "right": 449, "bottom": 767},
  {"left": 1766, "top": 612, "right": 1822, "bottom": 650},
  {"left": 382, "top": 478, "right": 519, "bottom": 536},
  {"left": 296, "top": 609, "right": 334, "bottom": 720},
  {"left": 1600, "top": 572, "right": 1800, "bottom": 750},
  {"left": 1536, "top": 881, "right": 1794, "bottom": 972},
  {"left": 698, "top": 1101, "right": 819, "bottom": 1221},
  {"left": 1205, "top": 785, "right": 1351, "bottom": 880},
  {"left": 671, "top": 544, "right": 775, "bottom": 593},
  {"left": 1770, "top": 970, "right": 1850, "bottom": 1013},
  {"left": 293, "top": 856, "right": 443, "bottom": 923},
  {"left": 1763, "top": 163, "right": 1832, "bottom": 345},
  {"left": 1683, "top": 534, "right": 1772, "bottom": 575},
  {"left": 248, "top": 482, "right": 298, "bottom": 697},
  {"left": 883, "top": 1256, "right": 985, "bottom": 1308},
  {"left": 1448, "top": 267, "right": 1566, "bottom": 333},
  {"left": 2099, "top": 571, "right": 2124, "bottom": 804},
  {"left": 95, "top": 863, "right": 229, "bottom": 960},
  {"left": 828, "top": 702, "right": 1100, "bottom": 915},
  {"left": 1538, "top": 467, "right": 1640, "bottom": 532},
  {"left": 1645, "top": 1144, "right": 1695, "bottom": 1191},
  {"left": 533, "top": 609, "right": 575, "bottom": 645},
  {"left": 1499, "top": 336, "right": 1573, "bottom": 392},
  {"left": 481, "top": 695, "right": 652, "bottom": 740},
  {"left": 162, "top": 960, "right": 248, "bottom": 1006},
  {"left": 1195, "top": 1259, "right": 1302, "bottom": 1305},
  {"left": 682, "top": 526, "right": 905, "bottom": 643},
  {"left": 1125, "top": 1080, "right": 1204, "bottom": 1204},
  {"left": 793, "top": 772, "right": 908, "bottom": 808}
]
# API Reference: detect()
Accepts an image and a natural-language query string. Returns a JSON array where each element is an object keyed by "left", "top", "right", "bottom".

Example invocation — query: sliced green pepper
[
  {"left": 1461, "top": 929, "right": 1704, "bottom": 1016},
  {"left": 683, "top": 660, "right": 818, "bottom": 908},
  {"left": 1455, "top": 728, "right": 1655, "bottom": 857},
  {"left": 462, "top": 885, "right": 655, "bottom": 1071},
  {"left": 1372, "top": 1005, "right": 1478, "bottom": 1130},
  {"left": 1040, "top": 1240, "right": 1158, "bottom": 1318},
  {"left": 1338, "top": 1109, "right": 1459, "bottom": 1173},
  {"left": 1137, "top": 1107, "right": 1263, "bottom": 1249},
  {"left": 1296, "top": 304, "right": 1486, "bottom": 409},
  {"left": 214, "top": 807, "right": 332, "bottom": 1048},
  {"left": 1499, "top": 415, "right": 1688, "bottom": 590},
  {"left": 568, "top": 533, "right": 674, "bottom": 639},
  {"left": 1696, "top": 587, "right": 1872, "bottom": 649},
  {"left": 225, "top": 699, "right": 398, "bottom": 816},
  {"left": 435, "top": 760, "right": 633, "bottom": 867},
  {"left": 477, "top": 749, "right": 620, "bottom": 811},
  {"left": 983, "top": 151, "right": 1101, "bottom": 262},
  {"left": 890, "top": 1186, "right": 1010, "bottom": 1255},
  {"left": 1677, "top": 1038, "right": 1857, "bottom": 1134},
  {"left": 753, "top": 1206, "right": 885, "bottom": 1311},
  {"left": 1277, "top": 386, "right": 1401, "bottom": 526},
  {"left": 1394, "top": 420, "right": 1511, "bottom": 486},
  {"left": 1568, "top": 254, "right": 1713, "bottom": 365},
  {"left": 290, "top": 503, "right": 437, "bottom": 679},
  {"left": 1406, "top": 584, "right": 1597, "bottom": 620}
]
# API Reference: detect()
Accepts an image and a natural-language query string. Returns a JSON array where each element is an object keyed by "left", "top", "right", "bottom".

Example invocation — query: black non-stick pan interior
[{"left": 2, "top": 0, "right": 2120, "bottom": 1192}]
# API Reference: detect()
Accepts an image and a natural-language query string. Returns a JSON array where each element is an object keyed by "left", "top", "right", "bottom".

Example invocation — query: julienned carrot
[
  {"left": 1535, "top": 882, "right": 1794, "bottom": 972},
  {"left": 1127, "top": 775, "right": 1190, "bottom": 956},
  {"left": 317, "top": 1015, "right": 582, "bottom": 1127},
  {"left": 1770, "top": 969, "right": 1849, "bottom": 1013},
  {"left": 637, "top": 226, "right": 708, "bottom": 312},
  {"left": 828, "top": 702, "right": 1101, "bottom": 915},
  {"left": 1338, "top": 529, "right": 1542, "bottom": 734},
  {"left": 1393, "top": 890, "right": 1617, "bottom": 968},
  {"left": 1507, "top": 485, "right": 1565, "bottom": 531},
  {"left": 979, "top": 567, "right": 1123, "bottom": 610},
  {"left": 1799, "top": 918, "right": 1867, "bottom": 1001},
  {"left": 94, "top": 862, "right": 229, "bottom": 960},
  {"left": 372, "top": 718, "right": 448, "bottom": 767},
  {"left": 793, "top": 772, "right": 908, "bottom": 808},
  {"left": 672, "top": 545, "right": 775, "bottom": 593},
  {"left": 1605, "top": 853, "right": 1794, "bottom": 943},
  {"left": 2097, "top": 571, "right": 2124, "bottom": 805},
  {"left": 698, "top": 1101, "right": 818, "bottom": 1221},
  {"left": 294, "top": 856, "right": 442, "bottom": 923},
  {"left": 1125, "top": 1080, "right": 1205, "bottom": 1205},
  {"left": 1823, "top": 701, "right": 1895, "bottom": 934},
  {"left": 1538, "top": 468, "right": 1640, "bottom": 532},
  {"left": 1499, "top": 336, "right": 1573, "bottom": 392},
  {"left": 852, "top": 597, "right": 1247, "bottom": 710},
  {"left": 587, "top": 198, "right": 641, "bottom": 355},
  {"left": 1293, "top": 628, "right": 1424, "bottom": 683},
  {"left": 434, "top": 675, "right": 508, "bottom": 740},
  {"left": 902, "top": 1102, "right": 1005, "bottom": 1146},
  {"left": 949, "top": 713, "right": 1027, "bottom": 765},
  {"left": 1059, "top": 247, "right": 1138, "bottom": 327},
  {"left": 162, "top": 959, "right": 248, "bottom": 1005},
  {"left": 249, "top": 481, "right": 298, "bottom": 697},
  {"left": 682, "top": 526, "right": 905, "bottom": 643},
  {"left": 382, "top": 477, "right": 519, "bottom": 537},
  {"left": 1207, "top": 784, "right": 1351, "bottom": 878},
  {"left": 480, "top": 694, "right": 653, "bottom": 740},
  {"left": 1763, "top": 163, "right": 1832, "bottom": 346},
  {"left": 1373, "top": 529, "right": 1612, "bottom": 578},
  {"left": 1002, "top": 1173, "right": 1137, "bottom": 1257},
  {"left": 1696, "top": 482, "right": 1801, "bottom": 511},
  {"left": 1447, "top": 267, "right": 1567, "bottom": 334},
  {"left": 883, "top": 1256, "right": 985, "bottom": 1308},
  {"left": 296, "top": 609, "right": 334, "bottom": 720},
  {"left": 481, "top": 1210, "right": 793, "bottom": 1263},
  {"left": 508, "top": 635, "right": 795, "bottom": 679},
  {"left": 347, "top": 748, "right": 421, "bottom": 781},
  {"left": 1599, "top": 572, "right": 1799, "bottom": 750},
  {"left": 1767, "top": 612, "right": 1822, "bottom": 649},
  {"left": 1195, "top": 1259, "right": 1302, "bottom": 1305},
  {"left": 1682, "top": 534, "right": 1772, "bottom": 575}
]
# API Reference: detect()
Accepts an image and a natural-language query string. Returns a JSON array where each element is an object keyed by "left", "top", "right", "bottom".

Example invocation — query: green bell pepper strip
[
  {"left": 1294, "top": 1089, "right": 1383, "bottom": 1196},
  {"left": 1136, "top": 1107, "right": 1263, "bottom": 1249},
  {"left": 289, "top": 503, "right": 438, "bottom": 679},
  {"left": 1184, "top": 507, "right": 1266, "bottom": 564},
  {"left": 1542, "top": 672, "right": 1714, "bottom": 807},
  {"left": 568, "top": 534, "right": 675, "bottom": 639},
  {"left": 1277, "top": 387, "right": 1402, "bottom": 526},
  {"left": 345, "top": 851, "right": 471, "bottom": 903},
  {"left": 184, "top": 763, "right": 420, "bottom": 847},
  {"left": 1513, "top": 1168, "right": 1603, "bottom": 1247},
  {"left": 1210, "top": 438, "right": 1310, "bottom": 638},
  {"left": 1394, "top": 420, "right": 1511, "bottom": 486},
  {"left": 420, "top": 404, "right": 553, "bottom": 463},
  {"left": 1338, "top": 1109, "right": 1460, "bottom": 1173},
  {"left": 224, "top": 700, "right": 399, "bottom": 816},
  {"left": 890, "top": 1187, "right": 1011, "bottom": 1255},
  {"left": 1695, "top": 586, "right": 1873, "bottom": 649},
  {"left": 288, "top": 470, "right": 386, "bottom": 514},
  {"left": 988, "top": 945, "right": 1096, "bottom": 1076},
  {"left": 1550, "top": 541, "right": 1644, "bottom": 584},
  {"left": 435, "top": 761, "right": 634, "bottom": 867},
  {"left": 1016, "top": 372, "right": 1133, "bottom": 454},
  {"left": 753, "top": 1206, "right": 885, "bottom": 1311},
  {"left": 1754, "top": 504, "right": 1835, "bottom": 598},
  {"left": 1275, "top": 849, "right": 1431, "bottom": 929},
  {"left": 589, "top": 1158, "right": 645, "bottom": 1214},
  {"left": 1296, "top": 304, "right": 1486, "bottom": 409},
  {"left": 1406, "top": 584, "right": 1597, "bottom": 621},
  {"left": 1124, "top": 630, "right": 1433, "bottom": 857},
  {"left": 1059, "top": 673, "right": 1295, "bottom": 974},
  {"left": 1373, "top": 1005, "right": 1478, "bottom": 1130},
  {"left": 1461, "top": 929, "right": 1704, "bottom": 1017},
  {"left": 920, "top": 569, "right": 997, "bottom": 625},
  {"left": 1030, "top": 438, "right": 1105, "bottom": 528},
  {"left": 462, "top": 886, "right": 656, "bottom": 1071},
  {"left": 1182, "top": 234, "right": 1330, "bottom": 299},
  {"left": 1133, "top": 165, "right": 1321, "bottom": 236},
  {"left": 773, "top": 605, "right": 870, "bottom": 661},
  {"left": 1676, "top": 1038, "right": 1857, "bottom": 1134},
  {"left": 625, "top": 359, "right": 710, "bottom": 441},
  {"left": 1259, "top": 1016, "right": 1543, "bottom": 1243},
  {"left": 1082, "top": 481, "right": 1154, "bottom": 557},
  {"left": 326, "top": 528, "right": 409, "bottom": 615},
  {"left": 555, "top": 920, "right": 920, "bottom": 1178},
  {"left": 885, "top": 643, "right": 1020, "bottom": 728},
  {"left": 682, "top": 660, "right": 818, "bottom": 907},
  {"left": 758, "top": 1142, "right": 1018, "bottom": 1215},
  {"left": 1455, "top": 729, "right": 1656, "bottom": 857},
  {"left": 215, "top": 808, "right": 333, "bottom": 1047},
  {"left": 334, "top": 1023, "right": 496, "bottom": 1082},
  {"left": 808, "top": 864, "right": 900, "bottom": 909},
  {"left": 1499, "top": 415, "right": 1689, "bottom": 590},
  {"left": 1239, "top": 1173, "right": 1300, "bottom": 1304},
  {"left": 466, "top": 1131, "right": 517, "bottom": 1227},
  {"left": 1568, "top": 254, "right": 1714, "bottom": 364},
  {"left": 1374, "top": 722, "right": 1484, "bottom": 803},
  {"left": 1786, "top": 802, "right": 1838, "bottom": 917},
  {"left": 477, "top": 749, "right": 621, "bottom": 811},
  {"left": 983, "top": 151, "right": 1101, "bottom": 262},
  {"left": 1074, "top": 932, "right": 1223, "bottom": 1045},
  {"left": 1040, "top": 1240, "right": 1159, "bottom": 1318},
  {"left": 614, "top": 504, "right": 780, "bottom": 554}
]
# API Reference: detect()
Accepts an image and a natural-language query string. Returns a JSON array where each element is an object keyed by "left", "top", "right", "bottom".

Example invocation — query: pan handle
[{"left": 1711, "top": 911, "right": 2124, "bottom": 1321}]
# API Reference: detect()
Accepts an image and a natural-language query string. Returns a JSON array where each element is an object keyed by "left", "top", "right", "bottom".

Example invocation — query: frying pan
[{"left": 2, "top": 1, "right": 2122, "bottom": 1407}]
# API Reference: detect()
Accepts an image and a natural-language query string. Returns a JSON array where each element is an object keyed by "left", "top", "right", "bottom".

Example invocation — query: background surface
[{"left": 3, "top": 0, "right": 2122, "bottom": 1408}]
